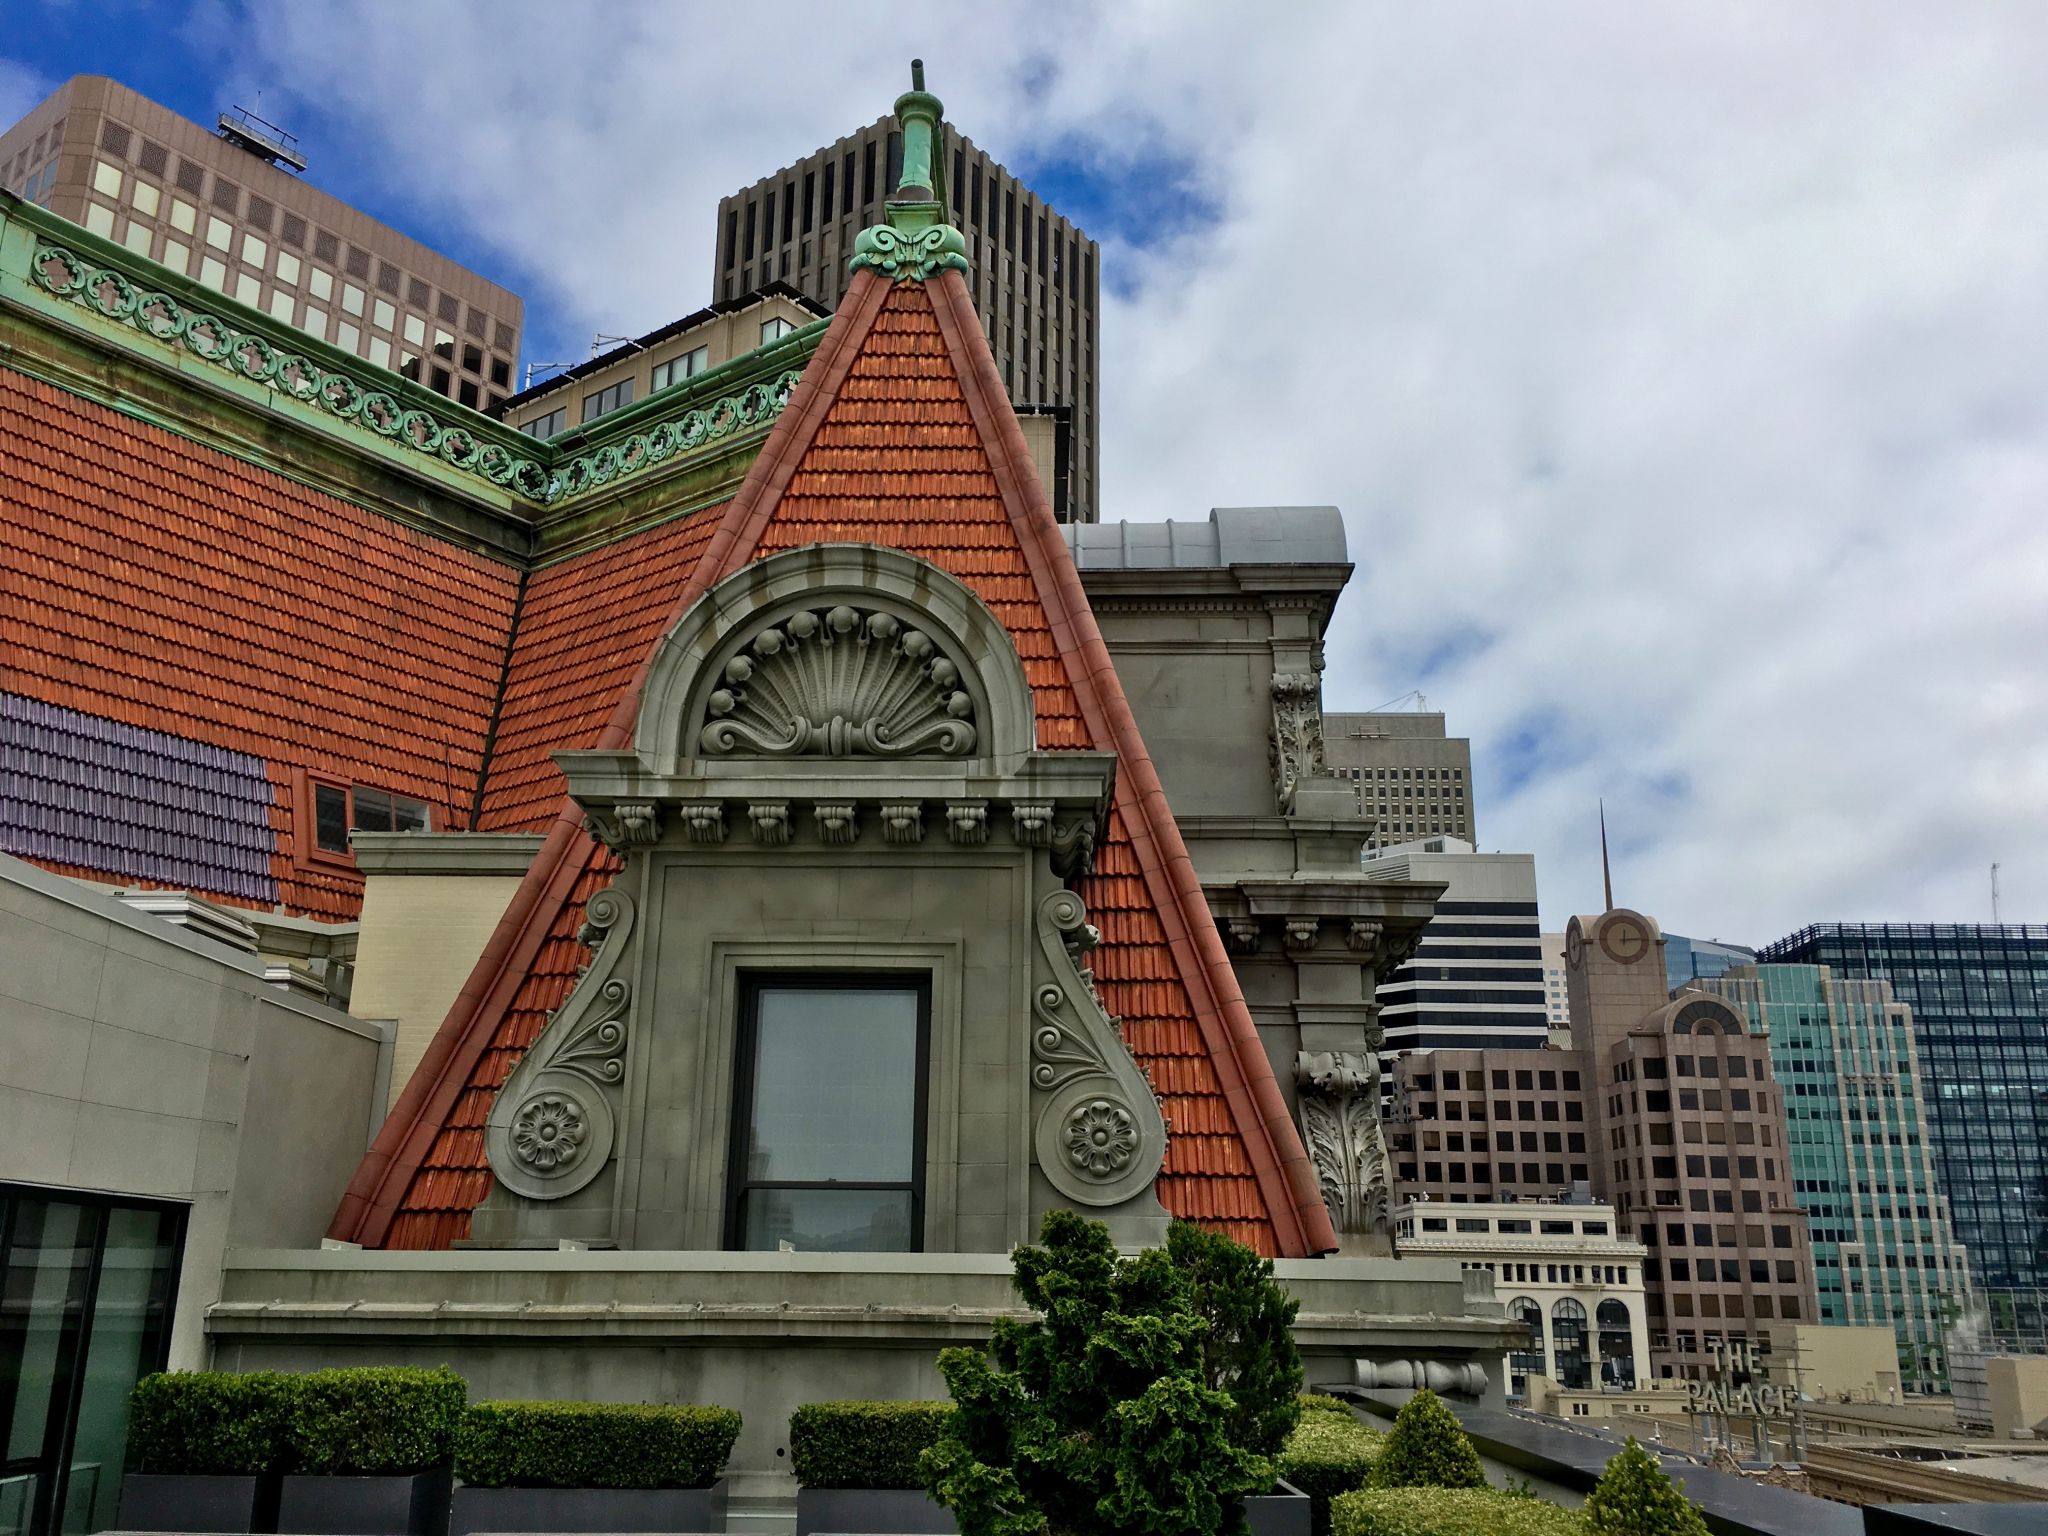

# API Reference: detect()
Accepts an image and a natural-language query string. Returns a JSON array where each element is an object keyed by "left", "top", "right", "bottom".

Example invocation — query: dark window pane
[
  {"left": 745, "top": 987, "right": 917, "bottom": 1183},
  {"left": 314, "top": 784, "right": 348, "bottom": 852},
  {"left": 351, "top": 787, "right": 394, "bottom": 833},
  {"left": 741, "top": 1188, "right": 913, "bottom": 1254}
]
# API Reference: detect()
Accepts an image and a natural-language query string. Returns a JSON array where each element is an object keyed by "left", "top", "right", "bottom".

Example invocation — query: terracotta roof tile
[{"left": 1, "top": 367, "right": 519, "bottom": 919}]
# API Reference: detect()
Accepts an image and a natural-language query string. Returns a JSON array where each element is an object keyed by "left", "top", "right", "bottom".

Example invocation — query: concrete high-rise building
[
  {"left": 1706, "top": 964, "right": 1973, "bottom": 1392},
  {"left": 1359, "top": 838, "right": 1547, "bottom": 1061},
  {"left": 714, "top": 115, "right": 1098, "bottom": 521},
  {"left": 1664, "top": 932, "right": 1757, "bottom": 994},
  {"left": 1758, "top": 924, "right": 2048, "bottom": 1301},
  {"left": 1324, "top": 711, "right": 1474, "bottom": 848},
  {"left": 1, "top": 76, "right": 524, "bottom": 410}
]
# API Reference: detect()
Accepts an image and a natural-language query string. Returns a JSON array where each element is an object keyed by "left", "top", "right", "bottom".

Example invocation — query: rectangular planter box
[
  {"left": 451, "top": 1479, "right": 728, "bottom": 1534},
  {"left": 1247, "top": 1478, "right": 1311, "bottom": 1536},
  {"left": 277, "top": 1467, "right": 452, "bottom": 1536},
  {"left": 797, "top": 1485, "right": 955, "bottom": 1535},
  {"left": 120, "top": 1472, "right": 276, "bottom": 1532}
]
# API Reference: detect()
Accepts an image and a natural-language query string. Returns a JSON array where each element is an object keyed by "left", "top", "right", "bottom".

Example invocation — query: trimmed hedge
[
  {"left": 1299, "top": 1392, "right": 1357, "bottom": 1417},
  {"left": 285, "top": 1366, "right": 466, "bottom": 1476},
  {"left": 1367, "top": 1390, "right": 1486, "bottom": 1491},
  {"left": 789, "top": 1400, "right": 954, "bottom": 1489},
  {"left": 1279, "top": 1409, "right": 1386, "bottom": 1533},
  {"left": 1333, "top": 1488, "right": 1586, "bottom": 1536},
  {"left": 456, "top": 1401, "right": 740, "bottom": 1489},
  {"left": 128, "top": 1371, "right": 297, "bottom": 1475}
]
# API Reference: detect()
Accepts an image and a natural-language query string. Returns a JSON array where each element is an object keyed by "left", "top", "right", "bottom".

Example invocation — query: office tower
[
  {"left": 1706, "top": 964, "right": 1973, "bottom": 1391},
  {"left": 1665, "top": 933, "right": 1758, "bottom": 994},
  {"left": 1324, "top": 711, "right": 1475, "bottom": 848},
  {"left": 1758, "top": 924, "right": 2048, "bottom": 1304},
  {"left": 1, "top": 76, "right": 523, "bottom": 409},
  {"left": 1388, "top": 905, "right": 1820, "bottom": 1382},
  {"left": 713, "top": 115, "right": 1099, "bottom": 520},
  {"left": 1360, "top": 838, "right": 1547, "bottom": 1059}
]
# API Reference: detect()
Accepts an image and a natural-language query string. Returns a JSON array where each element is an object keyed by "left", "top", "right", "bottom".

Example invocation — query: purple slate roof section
[{"left": 0, "top": 691, "right": 277, "bottom": 902}]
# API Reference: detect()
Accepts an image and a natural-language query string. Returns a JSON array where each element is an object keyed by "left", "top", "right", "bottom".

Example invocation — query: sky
[{"left": 8, "top": 1, "right": 2047, "bottom": 941}]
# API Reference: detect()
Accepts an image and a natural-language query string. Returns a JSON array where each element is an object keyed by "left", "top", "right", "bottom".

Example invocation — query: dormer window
[{"left": 310, "top": 779, "right": 431, "bottom": 855}]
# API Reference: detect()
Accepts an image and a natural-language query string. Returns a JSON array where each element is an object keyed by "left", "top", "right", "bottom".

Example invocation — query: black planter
[
  {"left": 120, "top": 1472, "right": 277, "bottom": 1532},
  {"left": 277, "top": 1467, "right": 452, "bottom": 1535},
  {"left": 1246, "top": 1478, "right": 1312, "bottom": 1536},
  {"left": 796, "top": 1485, "right": 955, "bottom": 1535},
  {"left": 450, "top": 1479, "right": 728, "bottom": 1534}
]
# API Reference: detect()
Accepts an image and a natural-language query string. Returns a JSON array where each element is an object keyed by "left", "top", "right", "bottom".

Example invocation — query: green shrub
[
  {"left": 285, "top": 1366, "right": 466, "bottom": 1476},
  {"left": 1168, "top": 1218, "right": 1305, "bottom": 1458},
  {"left": 455, "top": 1400, "right": 739, "bottom": 1489},
  {"left": 922, "top": 1211, "right": 1290, "bottom": 1536},
  {"left": 788, "top": 1400, "right": 953, "bottom": 1489},
  {"left": 1299, "top": 1392, "right": 1357, "bottom": 1418},
  {"left": 1333, "top": 1487, "right": 1586, "bottom": 1536},
  {"left": 1583, "top": 1439, "right": 1709, "bottom": 1536},
  {"left": 1366, "top": 1389, "right": 1486, "bottom": 1491},
  {"left": 1278, "top": 1409, "right": 1385, "bottom": 1532},
  {"left": 128, "top": 1371, "right": 297, "bottom": 1475}
]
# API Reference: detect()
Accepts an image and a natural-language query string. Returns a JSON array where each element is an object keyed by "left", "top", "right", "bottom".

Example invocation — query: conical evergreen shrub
[
  {"left": 1584, "top": 1438, "right": 1710, "bottom": 1536},
  {"left": 1364, "top": 1388, "right": 1486, "bottom": 1490}
]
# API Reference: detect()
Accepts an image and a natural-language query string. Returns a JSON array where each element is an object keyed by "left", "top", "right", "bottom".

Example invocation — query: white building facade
[{"left": 1393, "top": 1198, "right": 1652, "bottom": 1401}]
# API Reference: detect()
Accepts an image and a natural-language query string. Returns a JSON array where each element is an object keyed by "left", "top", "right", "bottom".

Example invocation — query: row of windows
[
  {"left": 1406, "top": 1214, "right": 1612, "bottom": 1239},
  {"left": 84, "top": 122, "right": 515, "bottom": 350},
  {"left": 1415, "top": 1068, "right": 1583, "bottom": 1092},
  {"left": 1401, "top": 1161, "right": 1590, "bottom": 1187}
]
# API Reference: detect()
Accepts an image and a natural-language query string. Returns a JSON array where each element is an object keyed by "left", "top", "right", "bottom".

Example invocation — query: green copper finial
[{"left": 850, "top": 59, "right": 969, "bottom": 283}]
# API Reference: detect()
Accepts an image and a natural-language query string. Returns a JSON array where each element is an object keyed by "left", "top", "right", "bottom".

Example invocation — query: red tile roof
[
  {"left": 333, "top": 273, "right": 1336, "bottom": 1258},
  {"left": 1, "top": 367, "right": 520, "bottom": 918}
]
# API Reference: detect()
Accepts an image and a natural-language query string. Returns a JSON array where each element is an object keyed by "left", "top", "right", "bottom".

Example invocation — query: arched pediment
[{"left": 634, "top": 544, "right": 1038, "bottom": 775}]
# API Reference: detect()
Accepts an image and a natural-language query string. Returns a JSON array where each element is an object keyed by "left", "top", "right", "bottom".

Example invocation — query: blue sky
[{"left": 8, "top": 2, "right": 2048, "bottom": 937}]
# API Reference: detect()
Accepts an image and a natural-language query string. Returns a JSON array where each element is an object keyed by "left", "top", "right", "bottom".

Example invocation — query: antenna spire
[{"left": 1600, "top": 800, "right": 1614, "bottom": 913}]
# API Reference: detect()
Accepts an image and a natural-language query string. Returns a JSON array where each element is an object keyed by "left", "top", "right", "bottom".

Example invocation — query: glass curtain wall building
[
  {"left": 1708, "top": 965, "right": 1972, "bottom": 1391},
  {"left": 1758, "top": 926, "right": 2048, "bottom": 1314}
]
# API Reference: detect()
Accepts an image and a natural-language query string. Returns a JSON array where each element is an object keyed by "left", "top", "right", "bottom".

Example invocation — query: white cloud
[
  {"left": 0, "top": 56, "right": 51, "bottom": 135},
  {"left": 233, "top": 1, "right": 2048, "bottom": 938}
]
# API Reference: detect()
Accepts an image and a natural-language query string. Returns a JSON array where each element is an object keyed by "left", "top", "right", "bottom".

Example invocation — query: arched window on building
[
  {"left": 1508, "top": 1296, "right": 1545, "bottom": 1401},
  {"left": 1598, "top": 1298, "right": 1636, "bottom": 1389},
  {"left": 1553, "top": 1297, "right": 1591, "bottom": 1390}
]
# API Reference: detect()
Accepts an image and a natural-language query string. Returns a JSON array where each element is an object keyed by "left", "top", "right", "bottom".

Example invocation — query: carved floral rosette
[
  {"left": 1030, "top": 889, "right": 1168, "bottom": 1207},
  {"left": 698, "top": 605, "right": 977, "bottom": 759},
  {"left": 484, "top": 887, "right": 634, "bottom": 1201}
]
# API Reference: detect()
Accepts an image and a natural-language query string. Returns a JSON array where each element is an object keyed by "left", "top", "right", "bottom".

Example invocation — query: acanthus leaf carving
[
  {"left": 698, "top": 605, "right": 977, "bottom": 759},
  {"left": 1294, "top": 1048, "right": 1391, "bottom": 1237},
  {"left": 1268, "top": 670, "right": 1328, "bottom": 816},
  {"left": 584, "top": 801, "right": 660, "bottom": 852},
  {"left": 1030, "top": 889, "right": 1168, "bottom": 1208},
  {"left": 486, "top": 886, "right": 635, "bottom": 1202}
]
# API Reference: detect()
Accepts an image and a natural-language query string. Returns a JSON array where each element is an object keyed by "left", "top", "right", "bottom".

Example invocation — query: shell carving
[{"left": 699, "top": 605, "right": 977, "bottom": 758}]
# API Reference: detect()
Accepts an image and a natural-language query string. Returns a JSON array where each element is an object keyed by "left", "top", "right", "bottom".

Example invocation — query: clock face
[
  {"left": 1565, "top": 925, "right": 1586, "bottom": 970},
  {"left": 1599, "top": 914, "right": 1650, "bottom": 965}
]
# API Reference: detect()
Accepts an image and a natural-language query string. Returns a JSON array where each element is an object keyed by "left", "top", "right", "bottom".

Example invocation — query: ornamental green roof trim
[
  {"left": 849, "top": 59, "right": 970, "bottom": 284},
  {"left": 0, "top": 193, "right": 824, "bottom": 518}
]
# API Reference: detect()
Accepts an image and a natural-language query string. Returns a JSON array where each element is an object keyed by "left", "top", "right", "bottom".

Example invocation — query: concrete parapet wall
[{"left": 212, "top": 1247, "right": 1515, "bottom": 1498}]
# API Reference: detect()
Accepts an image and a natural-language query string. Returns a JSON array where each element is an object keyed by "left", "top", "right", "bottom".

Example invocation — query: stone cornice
[{"left": 349, "top": 832, "right": 546, "bottom": 877}]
